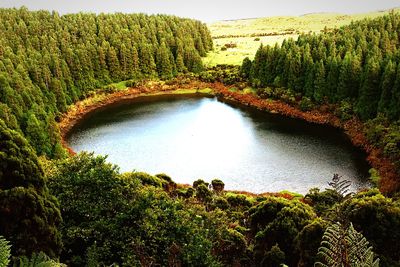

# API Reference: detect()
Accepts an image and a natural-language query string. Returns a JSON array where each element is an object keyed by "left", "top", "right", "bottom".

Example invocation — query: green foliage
[
  {"left": 211, "top": 179, "right": 225, "bottom": 193},
  {"left": 304, "top": 187, "right": 342, "bottom": 216},
  {"left": 249, "top": 197, "right": 316, "bottom": 266},
  {"left": 47, "top": 153, "right": 223, "bottom": 266},
  {"left": 261, "top": 244, "right": 286, "bottom": 267},
  {"left": 0, "top": 236, "right": 11, "bottom": 267},
  {"left": 226, "top": 193, "right": 252, "bottom": 210},
  {"left": 315, "top": 222, "right": 379, "bottom": 267},
  {"left": 295, "top": 218, "right": 327, "bottom": 266},
  {"left": 193, "top": 179, "right": 209, "bottom": 188},
  {"left": 133, "top": 171, "right": 164, "bottom": 188},
  {"left": 14, "top": 252, "right": 66, "bottom": 267},
  {"left": 196, "top": 183, "right": 213, "bottom": 203},
  {"left": 214, "top": 228, "right": 247, "bottom": 265},
  {"left": 198, "top": 65, "right": 242, "bottom": 84},
  {"left": 0, "top": 120, "right": 44, "bottom": 190},
  {"left": 299, "top": 97, "right": 314, "bottom": 111},
  {"left": 240, "top": 57, "right": 252, "bottom": 79},
  {"left": 0, "top": 120, "right": 61, "bottom": 258},
  {"left": 338, "top": 190, "right": 400, "bottom": 266}
]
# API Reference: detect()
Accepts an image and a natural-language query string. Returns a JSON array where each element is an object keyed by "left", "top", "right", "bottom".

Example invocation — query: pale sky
[{"left": 0, "top": 0, "right": 399, "bottom": 22}]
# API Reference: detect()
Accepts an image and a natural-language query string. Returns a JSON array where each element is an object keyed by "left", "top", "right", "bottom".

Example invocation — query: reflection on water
[{"left": 67, "top": 96, "right": 370, "bottom": 194}]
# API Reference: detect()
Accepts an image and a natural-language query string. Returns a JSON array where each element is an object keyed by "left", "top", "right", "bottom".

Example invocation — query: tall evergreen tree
[{"left": 356, "top": 57, "right": 382, "bottom": 120}]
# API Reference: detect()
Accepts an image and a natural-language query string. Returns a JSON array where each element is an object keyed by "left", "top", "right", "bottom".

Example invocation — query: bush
[
  {"left": 211, "top": 179, "right": 225, "bottom": 193},
  {"left": 304, "top": 188, "right": 342, "bottom": 215},
  {"left": 213, "top": 197, "right": 229, "bottom": 210},
  {"left": 193, "top": 179, "right": 209, "bottom": 188},
  {"left": 216, "top": 229, "right": 248, "bottom": 265},
  {"left": 339, "top": 189, "right": 400, "bottom": 266},
  {"left": 48, "top": 153, "right": 222, "bottom": 266},
  {"left": 260, "top": 244, "right": 286, "bottom": 267},
  {"left": 196, "top": 184, "right": 213, "bottom": 203},
  {"left": 125, "top": 79, "right": 139, "bottom": 87},
  {"left": 103, "top": 84, "right": 118, "bottom": 93},
  {"left": 226, "top": 194, "right": 252, "bottom": 209},
  {"left": 336, "top": 101, "right": 354, "bottom": 121},
  {"left": 299, "top": 97, "right": 314, "bottom": 111},
  {"left": 249, "top": 197, "right": 316, "bottom": 266},
  {"left": 133, "top": 172, "right": 164, "bottom": 187}
]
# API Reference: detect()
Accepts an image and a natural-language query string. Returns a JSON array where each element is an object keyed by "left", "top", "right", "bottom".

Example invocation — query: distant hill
[
  {"left": 209, "top": 8, "right": 400, "bottom": 38},
  {"left": 204, "top": 8, "right": 400, "bottom": 66}
]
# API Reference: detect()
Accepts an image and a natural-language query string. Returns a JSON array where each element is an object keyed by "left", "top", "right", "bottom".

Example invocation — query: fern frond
[
  {"left": 315, "top": 222, "right": 380, "bottom": 267},
  {"left": 16, "top": 252, "right": 66, "bottom": 267},
  {"left": 0, "top": 236, "right": 11, "bottom": 267}
]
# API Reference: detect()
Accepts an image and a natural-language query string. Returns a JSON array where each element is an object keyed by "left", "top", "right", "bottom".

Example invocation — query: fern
[
  {"left": 315, "top": 222, "right": 379, "bottom": 267},
  {"left": 15, "top": 252, "right": 66, "bottom": 267},
  {"left": 328, "top": 174, "right": 352, "bottom": 197},
  {"left": 0, "top": 236, "right": 11, "bottom": 267}
]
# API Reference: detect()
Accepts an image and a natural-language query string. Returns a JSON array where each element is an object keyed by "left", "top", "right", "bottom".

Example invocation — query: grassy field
[{"left": 204, "top": 9, "right": 400, "bottom": 66}]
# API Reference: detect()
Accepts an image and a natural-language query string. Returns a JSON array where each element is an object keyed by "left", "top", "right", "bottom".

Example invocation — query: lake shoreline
[{"left": 59, "top": 79, "right": 398, "bottom": 194}]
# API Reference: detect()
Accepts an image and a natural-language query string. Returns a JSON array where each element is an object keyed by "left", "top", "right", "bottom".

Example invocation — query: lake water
[{"left": 67, "top": 95, "right": 370, "bottom": 194}]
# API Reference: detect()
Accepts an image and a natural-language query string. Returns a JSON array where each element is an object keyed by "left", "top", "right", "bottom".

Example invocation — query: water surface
[{"left": 67, "top": 96, "right": 370, "bottom": 194}]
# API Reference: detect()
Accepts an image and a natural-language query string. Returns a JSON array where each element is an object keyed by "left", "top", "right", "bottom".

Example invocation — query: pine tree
[
  {"left": 106, "top": 46, "right": 121, "bottom": 81},
  {"left": 356, "top": 57, "right": 382, "bottom": 120},
  {"left": 139, "top": 43, "right": 157, "bottom": 77},
  {"left": 313, "top": 60, "right": 326, "bottom": 102},
  {"left": 156, "top": 42, "right": 174, "bottom": 79},
  {"left": 388, "top": 63, "right": 400, "bottom": 120},
  {"left": 378, "top": 60, "right": 396, "bottom": 116},
  {"left": 240, "top": 57, "right": 252, "bottom": 79}
]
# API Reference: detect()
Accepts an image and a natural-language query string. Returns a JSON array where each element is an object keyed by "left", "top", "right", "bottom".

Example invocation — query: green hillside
[{"left": 205, "top": 8, "right": 400, "bottom": 66}]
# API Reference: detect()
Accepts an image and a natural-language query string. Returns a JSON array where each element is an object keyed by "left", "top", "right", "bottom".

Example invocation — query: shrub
[
  {"left": 134, "top": 172, "right": 164, "bottom": 187},
  {"left": 299, "top": 97, "right": 314, "bottom": 111},
  {"left": 226, "top": 194, "right": 252, "bottom": 209},
  {"left": 193, "top": 179, "right": 209, "bottom": 188},
  {"left": 125, "top": 79, "right": 139, "bottom": 87},
  {"left": 211, "top": 179, "right": 225, "bottom": 193},
  {"left": 213, "top": 197, "right": 230, "bottom": 210},
  {"left": 304, "top": 188, "right": 342, "bottom": 215},
  {"left": 260, "top": 244, "right": 286, "bottom": 267},
  {"left": 339, "top": 189, "right": 400, "bottom": 266},
  {"left": 249, "top": 197, "right": 316, "bottom": 266},
  {"left": 103, "top": 84, "right": 118, "bottom": 93},
  {"left": 196, "top": 184, "right": 213, "bottom": 203}
]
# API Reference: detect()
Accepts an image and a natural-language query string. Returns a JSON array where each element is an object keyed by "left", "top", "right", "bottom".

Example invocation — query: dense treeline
[
  {"left": 243, "top": 13, "right": 400, "bottom": 121},
  {"left": 0, "top": 7, "right": 212, "bottom": 157}
]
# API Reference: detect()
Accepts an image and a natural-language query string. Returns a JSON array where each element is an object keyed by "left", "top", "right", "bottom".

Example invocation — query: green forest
[{"left": 0, "top": 7, "right": 400, "bottom": 267}]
